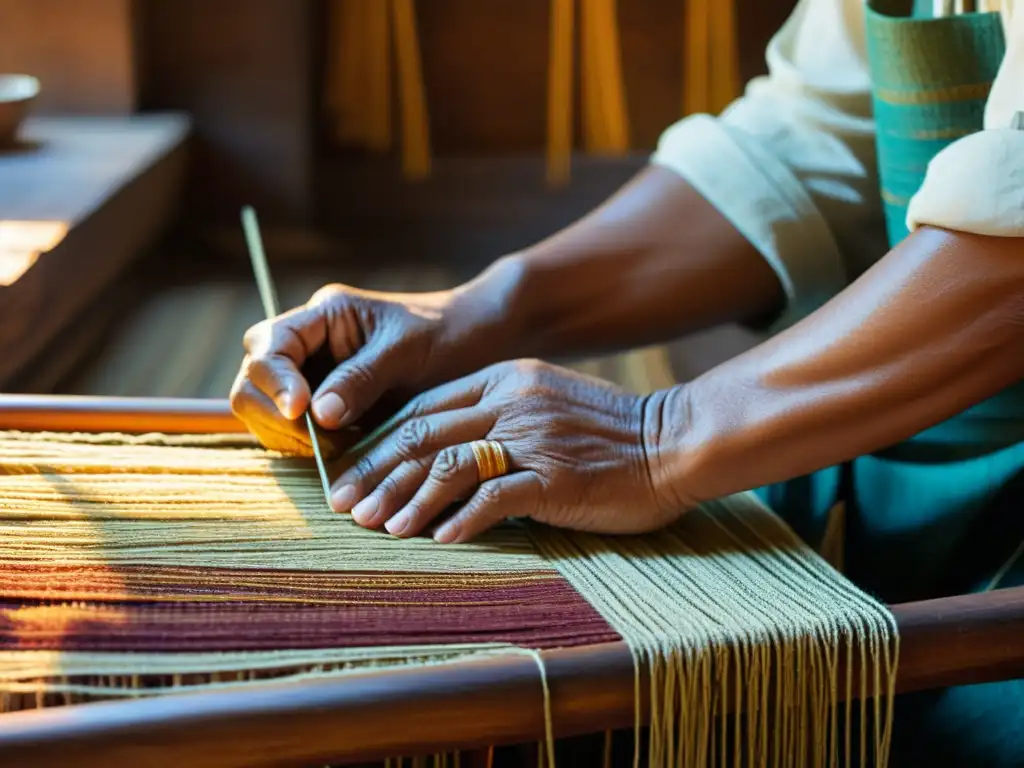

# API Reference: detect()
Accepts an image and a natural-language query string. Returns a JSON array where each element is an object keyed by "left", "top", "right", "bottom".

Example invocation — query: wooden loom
[{"left": 0, "top": 394, "right": 1021, "bottom": 767}]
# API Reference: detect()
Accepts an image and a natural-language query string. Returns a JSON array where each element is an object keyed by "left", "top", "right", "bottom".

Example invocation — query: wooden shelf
[{"left": 0, "top": 114, "right": 190, "bottom": 389}]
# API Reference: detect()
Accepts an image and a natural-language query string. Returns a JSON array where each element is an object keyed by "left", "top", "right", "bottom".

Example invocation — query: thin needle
[{"left": 241, "top": 206, "right": 333, "bottom": 507}]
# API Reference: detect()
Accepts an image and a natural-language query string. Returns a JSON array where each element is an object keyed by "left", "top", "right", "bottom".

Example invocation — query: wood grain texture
[
  {"left": 0, "top": 115, "right": 189, "bottom": 388},
  {"left": 0, "top": 0, "right": 138, "bottom": 114},
  {"left": 0, "top": 395, "right": 242, "bottom": 433}
]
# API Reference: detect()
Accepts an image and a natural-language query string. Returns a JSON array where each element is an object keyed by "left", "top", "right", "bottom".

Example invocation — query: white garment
[{"left": 652, "top": 0, "right": 1024, "bottom": 331}]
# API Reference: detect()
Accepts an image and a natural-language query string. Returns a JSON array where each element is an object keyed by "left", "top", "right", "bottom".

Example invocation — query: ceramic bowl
[{"left": 0, "top": 74, "right": 41, "bottom": 147}]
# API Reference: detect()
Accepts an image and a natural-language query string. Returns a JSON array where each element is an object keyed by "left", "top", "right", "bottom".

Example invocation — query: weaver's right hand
[{"left": 230, "top": 283, "right": 484, "bottom": 456}]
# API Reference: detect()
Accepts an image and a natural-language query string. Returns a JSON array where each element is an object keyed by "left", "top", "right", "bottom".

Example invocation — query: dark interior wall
[
  {"left": 136, "top": 0, "right": 316, "bottom": 226},
  {"left": 408, "top": 0, "right": 794, "bottom": 155},
  {"left": 2, "top": 0, "right": 795, "bottom": 230},
  {"left": 134, "top": 0, "right": 795, "bottom": 227},
  {"left": 0, "top": 0, "right": 138, "bottom": 114}
]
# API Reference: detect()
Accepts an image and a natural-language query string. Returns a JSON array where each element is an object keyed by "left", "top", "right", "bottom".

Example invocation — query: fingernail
[
  {"left": 312, "top": 393, "right": 347, "bottom": 427},
  {"left": 385, "top": 511, "right": 409, "bottom": 536},
  {"left": 332, "top": 484, "right": 357, "bottom": 512},
  {"left": 434, "top": 524, "right": 458, "bottom": 545},
  {"left": 351, "top": 495, "right": 379, "bottom": 526}
]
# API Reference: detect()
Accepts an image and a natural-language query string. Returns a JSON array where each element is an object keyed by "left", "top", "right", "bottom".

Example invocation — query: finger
[
  {"left": 317, "top": 358, "right": 493, "bottom": 436},
  {"left": 433, "top": 472, "right": 542, "bottom": 544},
  {"left": 344, "top": 456, "right": 433, "bottom": 526},
  {"left": 308, "top": 339, "right": 399, "bottom": 430},
  {"left": 333, "top": 406, "right": 493, "bottom": 496},
  {"left": 244, "top": 353, "right": 312, "bottom": 422},
  {"left": 383, "top": 444, "right": 483, "bottom": 538},
  {"left": 229, "top": 376, "right": 312, "bottom": 455},
  {"left": 243, "top": 306, "right": 328, "bottom": 420}
]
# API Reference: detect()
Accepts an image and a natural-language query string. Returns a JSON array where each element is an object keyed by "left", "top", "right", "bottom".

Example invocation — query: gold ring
[{"left": 470, "top": 440, "right": 510, "bottom": 483}]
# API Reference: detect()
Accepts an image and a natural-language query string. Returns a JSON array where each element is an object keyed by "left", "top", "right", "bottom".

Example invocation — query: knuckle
[
  {"left": 376, "top": 472, "right": 401, "bottom": 498},
  {"left": 228, "top": 388, "right": 249, "bottom": 417},
  {"left": 514, "top": 358, "right": 545, "bottom": 377},
  {"left": 396, "top": 419, "right": 431, "bottom": 457},
  {"left": 340, "top": 360, "right": 374, "bottom": 394},
  {"left": 246, "top": 355, "right": 275, "bottom": 381},
  {"left": 228, "top": 380, "right": 258, "bottom": 418},
  {"left": 242, "top": 320, "right": 271, "bottom": 352},
  {"left": 431, "top": 447, "right": 462, "bottom": 482},
  {"left": 308, "top": 283, "right": 346, "bottom": 306},
  {"left": 352, "top": 454, "right": 377, "bottom": 482},
  {"left": 474, "top": 483, "right": 502, "bottom": 508}
]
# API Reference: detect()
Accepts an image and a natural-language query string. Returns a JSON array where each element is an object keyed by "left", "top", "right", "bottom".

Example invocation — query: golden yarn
[
  {"left": 326, "top": 0, "right": 430, "bottom": 179},
  {"left": 0, "top": 431, "right": 898, "bottom": 766}
]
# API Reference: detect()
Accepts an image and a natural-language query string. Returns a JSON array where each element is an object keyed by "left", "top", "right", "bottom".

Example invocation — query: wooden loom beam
[{"left": 0, "top": 394, "right": 1022, "bottom": 766}]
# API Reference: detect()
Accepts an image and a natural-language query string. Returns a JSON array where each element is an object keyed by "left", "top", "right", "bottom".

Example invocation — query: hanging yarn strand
[
  {"left": 365, "top": 0, "right": 393, "bottom": 152},
  {"left": 581, "top": 0, "right": 606, "bottom": 152},
  {"left": 682, "top": 0, "right": 740, "bottom": 116},
  {"left": 391, "top": 0, "right": 432, "bottom": 180},
  {"left": 683, "top": 0, "right": 711, "bottom": 115},
  {"left": 326, "top": 0, "right": 426, "bottom": 177},
  {"left": 707, "top": 0, "right": 740, "bottom": 114},
  {"left": 581, "top": 0, "right": 631, "bottom": 155}
]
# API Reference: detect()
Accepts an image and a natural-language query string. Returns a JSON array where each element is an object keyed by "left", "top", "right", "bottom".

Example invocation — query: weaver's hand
[
  {"left": 331, "top": 359, "right": 687, "bottom": 543},
  {"left": 230, "top": 283, "right": 479, "bottom": 455}
]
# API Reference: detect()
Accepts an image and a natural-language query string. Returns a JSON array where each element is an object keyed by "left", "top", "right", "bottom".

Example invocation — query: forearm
[
  {"left": 449, "top": 165, "right": 783, "bottom": 365},
  {"left": 654, "top": 227, "right": 1024, "bottom": 505}
]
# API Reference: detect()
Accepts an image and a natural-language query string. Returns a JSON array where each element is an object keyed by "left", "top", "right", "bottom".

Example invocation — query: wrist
[
  {"left": 642, "top": 382, "right": 723, "bottom": 513},
  {"left": 434, "top": 254, "right": 532, "bottom": 378}
]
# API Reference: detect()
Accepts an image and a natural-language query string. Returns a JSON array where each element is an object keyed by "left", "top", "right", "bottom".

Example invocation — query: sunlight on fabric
[{"left": 0, "top": 220, "right": 68, "bottom": 286}]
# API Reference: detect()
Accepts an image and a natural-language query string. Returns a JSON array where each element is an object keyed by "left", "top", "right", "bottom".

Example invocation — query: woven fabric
[
  {"left": 865, "top": 1, "right": 1007, "bottom": 246},
  {"left": 0, "top": 430, "right": 898, "bottom": 766}
]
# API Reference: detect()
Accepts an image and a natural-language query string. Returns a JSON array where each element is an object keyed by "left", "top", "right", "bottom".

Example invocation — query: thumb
[{"left": 310, "top": 340, "right": 404, "bottom": 429}]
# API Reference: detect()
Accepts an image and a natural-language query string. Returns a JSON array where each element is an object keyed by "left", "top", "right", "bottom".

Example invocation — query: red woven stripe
[
  {"left": 0, "top": 566, "right": 620, "bottom": 652},
  {"left": 0, "top": 564, "right": 562, "bottom": 604}
]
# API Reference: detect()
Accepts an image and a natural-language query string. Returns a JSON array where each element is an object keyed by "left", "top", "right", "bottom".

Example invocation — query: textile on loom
[{"left": 0, "top": 430, "right": 898, "bottom": 766}]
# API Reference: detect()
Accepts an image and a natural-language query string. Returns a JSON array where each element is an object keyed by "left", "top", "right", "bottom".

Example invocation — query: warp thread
[{"left": 0, "top": 432, "right": 898, "bottom": 766}]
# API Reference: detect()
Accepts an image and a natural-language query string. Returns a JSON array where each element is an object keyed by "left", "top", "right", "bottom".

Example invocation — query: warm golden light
[{"left": 0, "top": 220, "right": 69, "bottom": 286}]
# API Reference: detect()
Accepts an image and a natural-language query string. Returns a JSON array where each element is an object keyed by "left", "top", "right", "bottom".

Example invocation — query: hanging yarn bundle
[
  {"left": 0, "top": 430, "right": 899, "bottom": 766},
  {"left": 547, "top": 0, "right": 631, "bottom": 186},
  {"left": 683, "top": 0, "right": 741, "bottom": 117},
  {"left": 326, "top": 0, "right": 431, "bottom": 179}
]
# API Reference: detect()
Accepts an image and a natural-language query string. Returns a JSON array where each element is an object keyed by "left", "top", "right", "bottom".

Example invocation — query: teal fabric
[
  {"left": 865, "top": 0, "right": 1006, "bottom": 246},
  {"left": 757, "top": 2, "right": 1024, "bottom": 764}
]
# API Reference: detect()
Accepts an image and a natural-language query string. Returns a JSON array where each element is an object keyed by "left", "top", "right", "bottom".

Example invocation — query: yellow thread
[
  {"left": 392, "top": 0, "right": 431, "bottom": 180},
  {"left": 547, "top": 0, "right": 575, "bottom": 186},
  {"left": 582, "top": 0, "right": 630, "bottom": 154},
  {"left": 708, "top": 0, "right": 739, "bottom": 114},
  {"left": 874, "top": 81, "right": 992, "bottom": 105},
  {"left": 683, "top": 0, "right": 709, "bottom": 115},
  {"left": 0, "top": 432, "right": 899, "bottom": 766}
]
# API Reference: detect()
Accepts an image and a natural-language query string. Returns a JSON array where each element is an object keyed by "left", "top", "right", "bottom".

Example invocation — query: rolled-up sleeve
[
  {"left": 907, "top": 7, "right": 1024, "bottom": 237},
  {"left": 653, "top": 0, "right": 886, "bottom": 331}
]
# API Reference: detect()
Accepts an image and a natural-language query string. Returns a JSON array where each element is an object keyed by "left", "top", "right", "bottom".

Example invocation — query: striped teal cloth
[{"left": 865, "top": 0, "right": 1006, "bottom": 246}]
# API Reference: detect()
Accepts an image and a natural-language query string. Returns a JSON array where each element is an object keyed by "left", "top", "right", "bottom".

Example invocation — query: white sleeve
[
  {"left": 906, "top": 6, "right": 1024, "bottom": 237},
  {"left": 652, "top": 0, "right": 887, "bottom": 331}
]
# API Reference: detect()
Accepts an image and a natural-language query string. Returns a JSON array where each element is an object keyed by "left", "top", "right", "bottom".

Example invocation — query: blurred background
[{"left": 0, "top": 0, "right": 795, "bottom": 400}]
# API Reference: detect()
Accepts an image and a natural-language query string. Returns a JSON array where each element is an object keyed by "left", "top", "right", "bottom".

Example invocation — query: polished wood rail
[
  {"left": 0, "top": 395, "right": 1021, "bottom": 767},
  {"left": 0, "top": 394, "right": 244, "bottom": 434}
]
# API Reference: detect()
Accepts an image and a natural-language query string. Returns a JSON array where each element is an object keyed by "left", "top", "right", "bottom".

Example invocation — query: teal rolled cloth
[{"left": 865, "top": 0, "right": 1006, "bottom": 247}]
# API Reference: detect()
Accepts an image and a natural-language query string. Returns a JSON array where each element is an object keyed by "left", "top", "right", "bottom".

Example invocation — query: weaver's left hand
[{"left": 330, "top": 359, "right": 686, "bottom": 543}]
